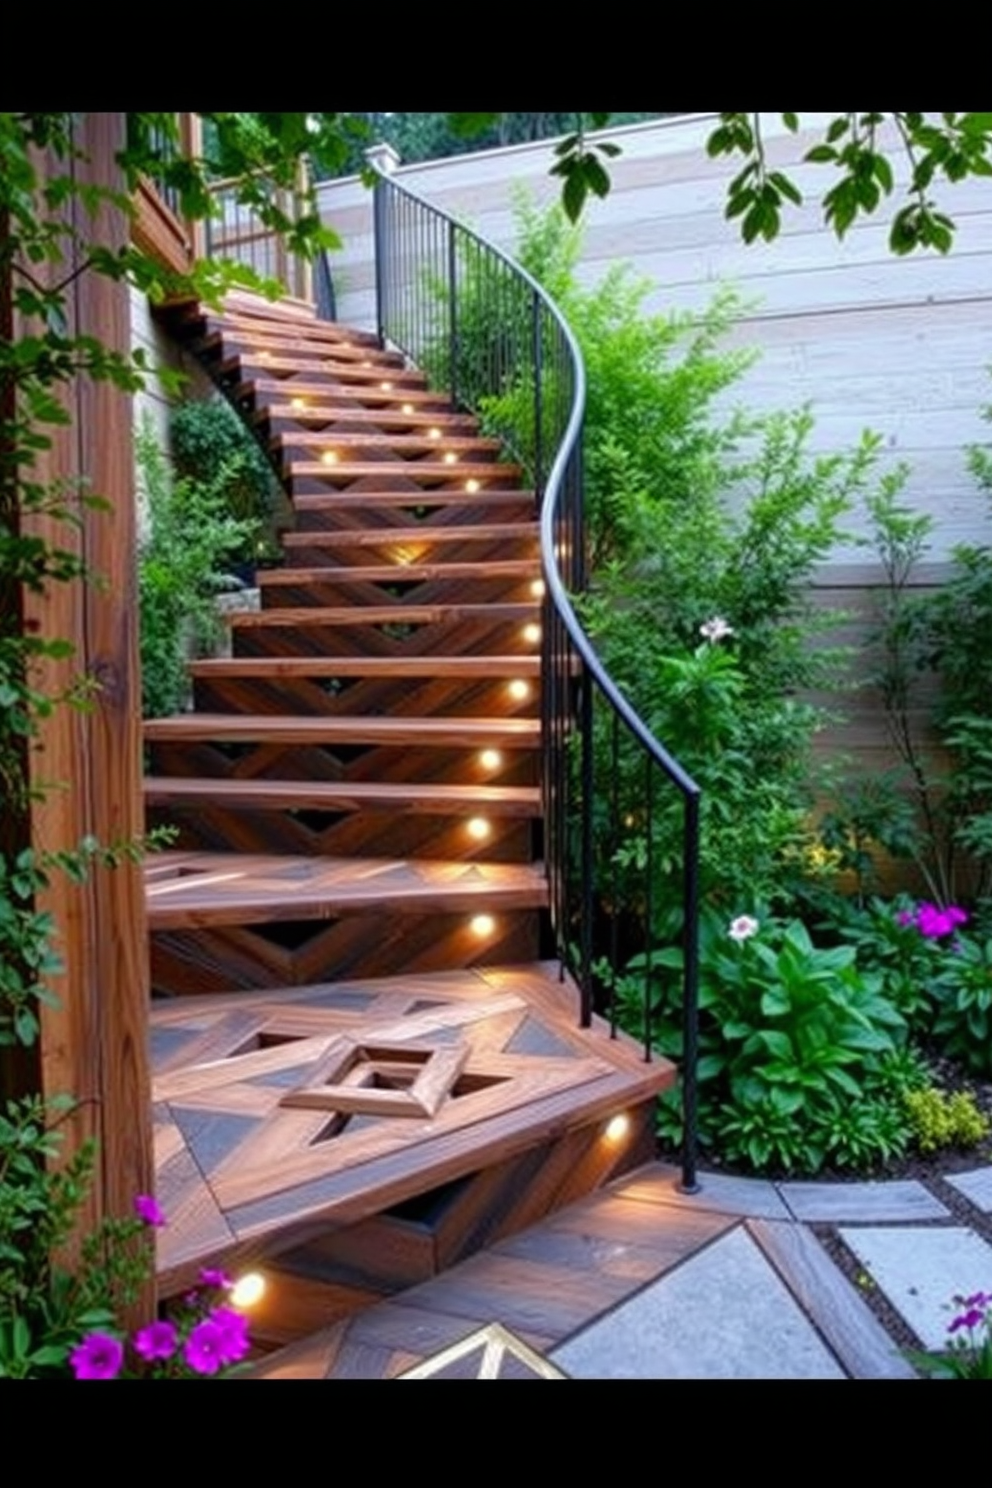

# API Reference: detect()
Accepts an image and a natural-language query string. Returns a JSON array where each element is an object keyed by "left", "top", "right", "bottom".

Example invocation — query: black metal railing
[
  {"left": 370, "top": 164, "right": 701, "bottom": 1191},
  {"left": 203, "top": 163, "right": 336, "bottom": 318}
]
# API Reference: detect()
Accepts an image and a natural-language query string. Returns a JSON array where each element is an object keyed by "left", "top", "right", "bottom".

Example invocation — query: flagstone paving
[{"left": 838, "top": 1224, "right": 992, "bottom": 1350}]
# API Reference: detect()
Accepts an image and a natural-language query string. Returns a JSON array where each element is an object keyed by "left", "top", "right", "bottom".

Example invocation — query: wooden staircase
[{"left": 145, "top": 290, "right": 674, "bottom": 1358}]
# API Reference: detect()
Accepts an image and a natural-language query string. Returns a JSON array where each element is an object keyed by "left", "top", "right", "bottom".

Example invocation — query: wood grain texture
[
  {"left": 23, "top": 117, "right": 153, "bottom": 1289},
  {"left": 144, "top": 293, "right": 676, "bottom": 1332}
]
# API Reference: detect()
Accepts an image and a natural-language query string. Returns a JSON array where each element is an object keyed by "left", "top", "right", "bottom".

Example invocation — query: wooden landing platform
[{"left": 150, "top": 964, "right": 674, "bottom": 1301}]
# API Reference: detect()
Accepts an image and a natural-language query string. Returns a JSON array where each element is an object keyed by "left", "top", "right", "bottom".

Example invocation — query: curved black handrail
[{"left": 368, "top": 161, "right": 700, "bottom": 1191}]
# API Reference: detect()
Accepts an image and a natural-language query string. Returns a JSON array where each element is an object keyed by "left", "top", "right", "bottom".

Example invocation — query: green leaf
[
  {"left": 584, "top": 156, "right": 612, "bottom": 200},
  {"left": 562, "top": 167, "right": 588, "bottom": 224}
]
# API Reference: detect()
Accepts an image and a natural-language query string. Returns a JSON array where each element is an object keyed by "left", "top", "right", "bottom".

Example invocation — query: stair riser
[
  {"left": 150, "top": 909, "right": 542, "bottom": 994},
  {"left": 284, "top": 539, "right": 539, "bottom": 567},
  {"left": 147, "top": 807, "right": 536, "bottom": 864},
  {"left": 258, "top": 576, "right": 538, "bottom": 609},
  {"left": 292, "top": 500, "right": 535, "bottom": 528},
  {"left": 191, "top": 676, "right": 539, "bottom": 720},
  {"left": 147, "top": 742, "right": 539, "bottom": 790},
  {"left": 231, "top": 618, "right": 541, "bottom": 660}
]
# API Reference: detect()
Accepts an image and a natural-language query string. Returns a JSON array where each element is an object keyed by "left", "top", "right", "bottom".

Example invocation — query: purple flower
[
  {"left": 134, "top": 1193, "right": 166, "bottom": 1228},
  {"left": 198, "top": 1268, "right": 233, "bottom": 1290},
  {"left": 70, "top": 1331, "right": 124, "bottom": 1381},
  {"left": 903, "top": 902, "right": 970, "bottom": 939},
  {"left": 209, "top": 1306, "right": 250, "bottom": 1365},
  {"left": 133, "top": 1320, "right": 178, "bottom": 1362},
  {"left": 949, "top": 1291, "right": 992, "bottom": 1333},
  {"left": 184, "top": 1318, "right": 227, "bottom": 1376}
]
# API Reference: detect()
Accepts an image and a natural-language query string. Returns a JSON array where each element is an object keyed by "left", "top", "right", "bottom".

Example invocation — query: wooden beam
[{"left": 23, "top": 115, "right": 153, "bottom": 1287}]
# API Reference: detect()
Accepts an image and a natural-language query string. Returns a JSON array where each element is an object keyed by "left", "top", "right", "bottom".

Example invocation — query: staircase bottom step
[{"left": 151, "top": 963, "right": 674, "bottom": 1313}]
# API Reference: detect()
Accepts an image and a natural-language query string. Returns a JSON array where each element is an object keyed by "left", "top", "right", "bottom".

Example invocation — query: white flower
[
  {"left": 728, "top": 914, "right": 759, "bottom": 943},
  {"left": 700, "top": 616, "right": 734, "bottom": 643}
]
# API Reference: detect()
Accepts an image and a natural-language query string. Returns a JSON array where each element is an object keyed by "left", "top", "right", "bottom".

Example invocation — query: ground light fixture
[
  {"left": 604, "top": 1113, "right": 630, "bottom": 1143},
  {"left": 230, "top": 1272, "right": 266, "bottom": 1309}
]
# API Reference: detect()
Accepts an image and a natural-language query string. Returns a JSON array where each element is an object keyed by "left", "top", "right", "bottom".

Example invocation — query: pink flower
[
  {"left": 728, "top": 914, "right": 759, "bottom": 943},
  {"left": 899, "top": 902, "right": 970, "bottom": 939},
  {"left": 209, "top": 1306, "right": 250, "bottom": 1365},
  {"left": 70, "top": 1331, "right": 124, "bottom": 1380},
  {"left": 133, "top": 1320, "right": 178, "bottom": 1362},
  {"left": 134, "top": 1193, "right": 166, "bottom": 1228},
  {"left": 198, "top": 1268, "right": 233, "bottom": 1290},
  {"left": 184, "top": 1318, "right": 227, "bottom": 1376}
]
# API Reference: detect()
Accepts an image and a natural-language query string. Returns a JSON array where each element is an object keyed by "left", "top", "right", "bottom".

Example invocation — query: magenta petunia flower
[
  {"left": 70, "top": 1331, "right": 124, "bottom": 1380},
  {"left": 134, "top": 1193, "right": 166, "bottom": 1228},
  {"left": 198, "top": 1268, "right": 234, "bottom": 1290},
  {"left": 133, "top": 1320, "right": 178, "bottom": 1362},
  {"left": 209, "top": 1306, "right": 251, "bottom": 1365},
  {"left": 906, "top": 902, "right": 971, "bottom": 939},
  {"left": 184, "top": 1318, "right": 227, "bottom": 1376}
]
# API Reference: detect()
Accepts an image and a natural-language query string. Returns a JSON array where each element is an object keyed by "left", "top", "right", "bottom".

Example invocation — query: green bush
[
  {"left": 137, "top": 415, "right": 258, "bottom": 717},
  {"left": 170, "top": 397, "right": 282, "bottom": 562},
  {"left": 904, "top": 1086, "right": 990, "bottom": 1153},
  {"left": 610, "top": 909, "right": 914, "bottom": 1173}
]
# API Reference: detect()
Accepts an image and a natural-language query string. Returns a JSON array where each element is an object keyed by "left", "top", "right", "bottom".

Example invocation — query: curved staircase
[{"left": 144, "top": 290, "right": 674, "bottom": 1357}]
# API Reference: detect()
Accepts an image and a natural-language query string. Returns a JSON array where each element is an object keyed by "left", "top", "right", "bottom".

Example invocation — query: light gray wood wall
[
  {"left": 316, "top": 113, "right": 992, "bottom": 569},
  {"left": 316, "top": 118, "right": 992, "bottom": 812}
]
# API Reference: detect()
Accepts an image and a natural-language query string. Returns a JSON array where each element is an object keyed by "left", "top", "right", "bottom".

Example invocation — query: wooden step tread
[
  {"left": 288, "top": 461, "right": 521, "bottom": 483},
  {"left": 281, "top": 524, "right": 538, "bottom": 549},
  {"left": 242, "top": 379, "right": 444, "bottom": 407},
  {"left": 144, "top": 714, "right": 540, "bottom": 746},
  {"left": 275, "top": 434, "right": 502, "bottom": 456},
  {"left": 225, "top": 355, "right": 426, "bottom": 386},
  {"left": 293, "top": 490, "right": 533, "bottom": 511},
  {"left": 200, "top": 329, "right": 403, "bottom": 367},
  {"left": 263, "top": 405, "right": 476, "bottom": 432},
  {"left": 146, "top": 852, "right": 548, "bottom": 929},
  {"left": 257, "top": 561, "right": 539, "bottom": 586},
  {"left": 187, "top": 655, "right": 541, "bottom": 678},
  {"left": 226, "top": 605, "right": 539, "bottom": 630},
  {"left": 145, "top": 778, "right": 541, "bottom": 814},
  {"left": 212, "top": 310, "right": 379, "bottom": 347}
]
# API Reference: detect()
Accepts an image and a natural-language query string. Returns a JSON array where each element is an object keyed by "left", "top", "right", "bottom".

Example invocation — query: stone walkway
[{"left": 550, "top": 1162, "right": 992, "bottom": 1379}]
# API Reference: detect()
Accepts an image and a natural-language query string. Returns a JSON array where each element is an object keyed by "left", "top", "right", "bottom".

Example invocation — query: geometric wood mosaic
[{"left": 278, "top": 1038, "right": 469, "bottom": 1118}]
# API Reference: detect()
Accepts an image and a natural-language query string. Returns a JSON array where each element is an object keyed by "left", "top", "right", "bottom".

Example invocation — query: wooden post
[{"left": 23, "top": 113, "right": 153, "bottom": 1306}]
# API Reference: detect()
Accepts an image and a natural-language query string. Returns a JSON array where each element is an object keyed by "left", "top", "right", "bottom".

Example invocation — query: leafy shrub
[
  {"left": 904, "top": 1086, "right": 990, "bottom": 1153},
  {"left": 470, "top": 201, "right": 901, "bottom": 930},
  {"left": 611, "top": 909, "right": 913, "bottom": 1174},
  {"left": 170, "top": 397, "right": 282, "bottom": 561},
  {"left": 137, "top": 415, "right": 258, "bottom": 717}
]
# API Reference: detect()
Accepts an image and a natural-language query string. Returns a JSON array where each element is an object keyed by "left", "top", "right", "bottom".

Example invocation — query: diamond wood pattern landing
[{"left": 150, "top": 964, "right": 673, "bottom": 1294}]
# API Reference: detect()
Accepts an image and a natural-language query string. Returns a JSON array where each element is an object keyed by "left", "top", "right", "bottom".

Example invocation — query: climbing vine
[{"left": 0, "top": 110, "right": 341, "bottom": 1374}]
